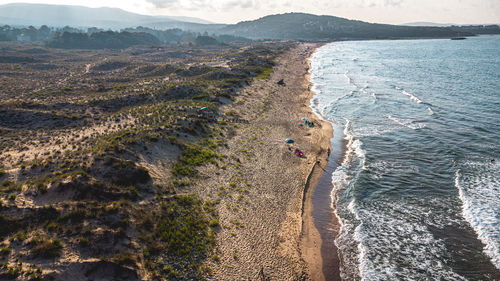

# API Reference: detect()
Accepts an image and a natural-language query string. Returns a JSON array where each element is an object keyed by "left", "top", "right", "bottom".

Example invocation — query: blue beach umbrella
[
  {"left": 302, "top": 117, "right": 308, "bottom": 121},
  {"left": 285, "top": 138, "right": 295, "bottom": 143}
]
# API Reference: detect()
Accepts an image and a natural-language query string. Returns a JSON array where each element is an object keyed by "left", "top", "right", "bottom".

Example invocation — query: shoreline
[
  {"left": 196, "top": 42, "right": 339, "bottom": 280},
  {"left": 199, "top": 42, "right": 337, "bottom": 280},
  {"left": 299, "top": 44, "right": 342, "bottom": 281}
]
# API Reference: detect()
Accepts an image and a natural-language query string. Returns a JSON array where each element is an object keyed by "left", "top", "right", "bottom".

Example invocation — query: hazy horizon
[{"left": 0, "top": 0, "right": 499, "bottom": 25}]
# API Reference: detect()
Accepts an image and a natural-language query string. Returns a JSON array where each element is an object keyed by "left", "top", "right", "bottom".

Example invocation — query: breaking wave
[
  {"left": 456, "top": 162, "right": 500, "bottom": 270},
  {"left": 387, "top": 115, "right": 426, "bottom": 130},
  {"left": 402, "top": 90, "right": 423, "bottom": 104}
]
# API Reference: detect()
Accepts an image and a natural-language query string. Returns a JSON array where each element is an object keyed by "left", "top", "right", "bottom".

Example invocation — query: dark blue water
[{"left": 310, "top": 36, "right": 500, "bottom": 280}]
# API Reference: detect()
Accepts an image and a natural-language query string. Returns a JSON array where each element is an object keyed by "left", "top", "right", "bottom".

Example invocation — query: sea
[{"left": 309, "top": 35, "right": 500, "bottom": 280}]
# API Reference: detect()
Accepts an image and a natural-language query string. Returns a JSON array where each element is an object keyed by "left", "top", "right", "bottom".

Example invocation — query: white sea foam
[
  {"left": 387, "top": 115, "right": 426, "bottom": 130},
  {"left": 367, "top": 160, "right": 420, "bottom": 180},
  {"left": 307, "top": 39, "right": 497, "bottom": 281},
  {"left": 330, "top": 119, "right": 367, "bottom": 280},
  {"left": 360, "top": 85, "right": 373, "bottom": 99},
  {"left": 344, "top": 71, "right": 352, "bottom": 83},
  {"left": 344, "top": 71, "right": 357, "bottom": 87},
  {"left": 402, "top": 90, "right": 423, "bottom": 104},
  {"left": 354, "top": 125, "right": 398, "bottom": 138},
  {"left": 346, "top": 197, "right": 469, "bottom": 281},
  {"left": 456, "top": 162, "right": 500, "bottom": 270},
  {"left": 337, "top": 192, "right": 466, "bottom": 281},
  {"left": 343, "top": 119, "right": 366, "bottom": 166}
]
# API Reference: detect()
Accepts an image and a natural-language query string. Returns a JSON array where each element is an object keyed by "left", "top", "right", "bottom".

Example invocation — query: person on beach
[{"left": 327, "top": 147, "right": 331, "bottom": 157}]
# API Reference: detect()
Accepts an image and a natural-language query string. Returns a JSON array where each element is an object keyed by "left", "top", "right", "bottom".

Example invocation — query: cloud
[
  {"left": 384, "top": 0, "right": 404, "bottom": 6},
  {"left": 224, "top": 0, "right": 257, "bottom": 9},
  {"left": 146, "top": 0, "right": 178, "bottom": 8},
  {"left": 357, "top": 0, "right": 405, "bottom": 8},
  {"left": 146, "top": 0, "right": 260, "bottom": 11},
  {"left": 146, "top": 0, "right": 208, "bottom": 10}
]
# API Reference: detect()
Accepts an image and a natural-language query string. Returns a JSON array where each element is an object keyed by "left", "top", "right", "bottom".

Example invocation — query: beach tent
[{"left": 285, "top": 138, "right": 295, "bottom": 143}]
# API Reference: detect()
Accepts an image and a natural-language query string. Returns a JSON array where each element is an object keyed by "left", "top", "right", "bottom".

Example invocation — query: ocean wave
[
  {"left": 353, "top": 125, "right": 398, "bottom": 138},
  {"left": 456, "top": 162, "right": 500, "bottom": 270},
  {"left": 309, "top": 37, "right": 500, "bottom": 281},
  {"left": 367, "top": 160, "right": 420, "bottom": 180},
  {"left": 344, "top": 71, "right": 357, "bottom": 88},
  {"left": 363, "top": 86, "right": 377, "bottom": 103},
  {"left": 330, "top": 119, "right": 366, "bottom": 280},
  {"left": 387, "top": 115, "right": 426, "bottom": 130},
  {"left": 348, "top": 198, "right": 468, "bottom": 281},
  {"left": 402, "top": 90, "right": 423, "bottom": 104}
]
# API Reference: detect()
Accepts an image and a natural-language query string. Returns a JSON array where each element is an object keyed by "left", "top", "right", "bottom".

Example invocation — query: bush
[
  {"left": 255, "top": 67, "right": 273, "bottom": 79},
  {"left": 12, "top": 232, "right": 26, "bottom": 242},
  {"left": 0, "top": 246, "right": 11, "bottom": 256},
  {"left": 47, "top": 222, "right": 59, "bottom": 232},
  {"left": 172, "top": 143, "right": 218, "bottom": 177},
  {"left": 77, "top": 237, "right": 89, "bottom": 247},
  {"left": 209, "top": 219, "right": 220, "bottom": 227},
  {"left": 211, "top": 254, "right": 220, "bottom": 262},
  {"left": 113, "top": 252, "right": 136, "bottom": 266},
  {"left": 153, "top": 195, "right": 215, "bottom": 258},
  {"left": 4, "top": 265, "right": 20, "bottom": 279},
  {"left": 32, "top": 238, "right": 63, "bottom": 258},
  {"left": 163, "top": 264, "right": 178, "bottom": 278},
  {"left": 0, "top": 180, "right": 21, "bottom": 193}
]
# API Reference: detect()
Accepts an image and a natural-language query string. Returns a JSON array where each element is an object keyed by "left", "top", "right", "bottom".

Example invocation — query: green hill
[{"left": 220, "top": 13, "right": 471, "bottom": 40}]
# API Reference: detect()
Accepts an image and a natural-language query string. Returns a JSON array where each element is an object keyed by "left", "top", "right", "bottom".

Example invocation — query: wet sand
[{"left": 300, "top": 47, "right": 343, "bottom": 281}]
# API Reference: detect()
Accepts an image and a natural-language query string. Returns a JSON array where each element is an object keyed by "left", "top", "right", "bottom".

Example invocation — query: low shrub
[
  {"left": 113, "top": 252, "right": 136, "bottom": 266},
  {"left": 32, "top": 238, "right": 63, "bottom": 258},
  {"left": 255, "top": 67, "right": 273, "bottom": 79},
  {"left": 0, "top": 246, "right": 11, "bottom": 256},
  {"left": 77, "top": 237, "right": 89, "bottom": 247},
  {"left": 172, "top": 142, "right": 218, "bottom": 177},
  {"left": 151, "top": 195, "right": 215, "bottom": 258},
  {"left": 209, "top": 219, "right": 220, "bottom": 227}
]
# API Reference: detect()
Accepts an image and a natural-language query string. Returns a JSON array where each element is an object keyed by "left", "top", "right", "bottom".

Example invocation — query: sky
[{"left": 0, "top": 0, "right": 499, "bottom": 24}]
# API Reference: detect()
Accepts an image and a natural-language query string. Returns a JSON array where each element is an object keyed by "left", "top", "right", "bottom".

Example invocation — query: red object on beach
[{"left": 294, "top": 148, "right": 304, "bottom": 157}]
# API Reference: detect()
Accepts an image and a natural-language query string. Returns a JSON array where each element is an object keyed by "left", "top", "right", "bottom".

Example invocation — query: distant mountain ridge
[
  {"left": 2, "top": 5, "right": 498, "bottom": 41},
  {"left": 0, "top": 3, "right": 214, "bottom": 29},
  {"left": 220, "top": 13, "right": 471, "bottom": 40},
  {"left": 402, "top": 22, "right": 455, "bottom": 27}
]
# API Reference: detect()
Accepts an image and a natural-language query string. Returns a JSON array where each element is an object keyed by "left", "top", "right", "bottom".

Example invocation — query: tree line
[{"left": 0, "top": 25, "right": 252, "bottom": 49}]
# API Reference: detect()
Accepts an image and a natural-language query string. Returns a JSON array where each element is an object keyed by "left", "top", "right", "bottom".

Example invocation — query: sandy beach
[
  {"left": 0, "top": 41, "right": 338, "bottom": 280},
  {"left": 193, "top": 43, "right": 338, "bottom": 280},
  {"left": 2, "top": 7, "right": 498, "bottom": 280}
]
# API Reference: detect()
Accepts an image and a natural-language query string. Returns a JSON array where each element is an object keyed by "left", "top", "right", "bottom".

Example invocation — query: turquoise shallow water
[{"left": 310, "top": 36, "right": 500, "bottom": 280}]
